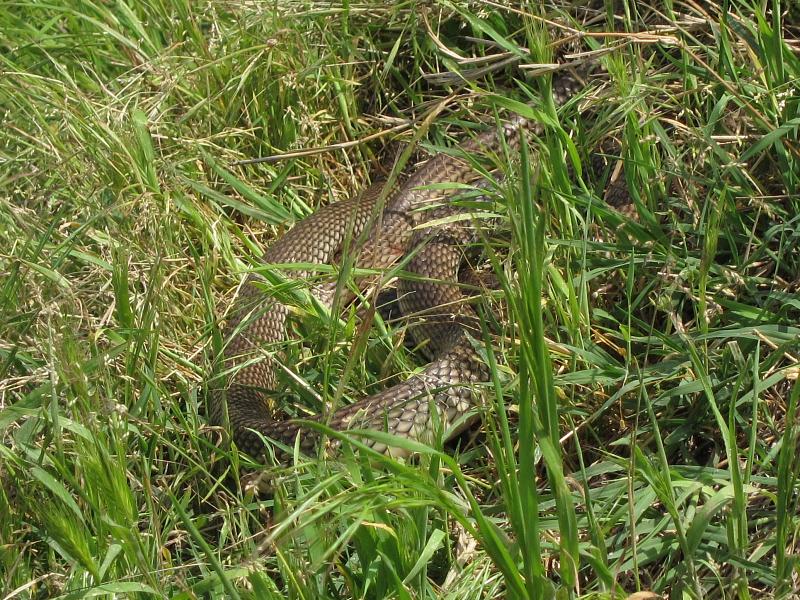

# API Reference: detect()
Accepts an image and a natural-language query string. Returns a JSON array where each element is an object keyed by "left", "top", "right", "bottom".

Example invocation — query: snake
[{"left": 210, "top": 70, "right": 589, "bottom": 459}]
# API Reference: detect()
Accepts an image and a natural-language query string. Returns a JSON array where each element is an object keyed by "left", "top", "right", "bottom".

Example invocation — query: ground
[{"left": 1, "top": 1, "right": 799, "bottom": 599}]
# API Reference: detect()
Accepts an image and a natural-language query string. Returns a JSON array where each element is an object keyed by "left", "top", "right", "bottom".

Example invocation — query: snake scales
[{"left": 211, "top": 71, "right": 589, "bottom": 459}]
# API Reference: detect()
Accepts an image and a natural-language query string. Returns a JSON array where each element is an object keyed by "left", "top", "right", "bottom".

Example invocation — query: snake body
[{"left": 211, "top": 73, "right": 586, "bottom": 458}]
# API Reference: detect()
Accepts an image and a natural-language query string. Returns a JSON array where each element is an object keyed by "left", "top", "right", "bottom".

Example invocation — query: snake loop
[{"left": 211, "top": 70, "right": 590, "bottom": 459}]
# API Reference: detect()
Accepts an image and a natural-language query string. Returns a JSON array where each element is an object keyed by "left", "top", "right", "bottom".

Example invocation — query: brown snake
[{"left": 211, "top": 72, "right": 589, "bottom": 459}]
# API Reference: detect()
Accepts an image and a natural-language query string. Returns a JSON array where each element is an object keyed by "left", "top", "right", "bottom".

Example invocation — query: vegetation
[{"left": 1, "top": 1, "right": 798, "bottom": 598}]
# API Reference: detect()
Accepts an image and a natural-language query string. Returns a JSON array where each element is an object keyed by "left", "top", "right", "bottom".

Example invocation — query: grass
[{"left": 1, "top": 1, "right": 799, "bottom": 598}]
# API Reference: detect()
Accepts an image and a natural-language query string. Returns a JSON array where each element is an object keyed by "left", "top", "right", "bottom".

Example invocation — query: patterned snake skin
[{"left": 211, "top": 71, "right": 588, "bottom": 459}]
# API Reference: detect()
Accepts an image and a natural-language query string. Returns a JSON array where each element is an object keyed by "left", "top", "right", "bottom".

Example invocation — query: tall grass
[{"left": 1, "top": 1, "right": 799, "bottom": 598}]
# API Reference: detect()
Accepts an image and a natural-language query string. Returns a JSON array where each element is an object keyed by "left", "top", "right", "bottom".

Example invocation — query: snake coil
[{"left": 211, "top": 70, "right": 589, "bottom": 459}]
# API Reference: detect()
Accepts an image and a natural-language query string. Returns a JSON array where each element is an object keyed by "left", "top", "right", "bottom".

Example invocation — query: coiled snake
[{"left": 211, "top": 71, "right": 589, "bottom": 459}]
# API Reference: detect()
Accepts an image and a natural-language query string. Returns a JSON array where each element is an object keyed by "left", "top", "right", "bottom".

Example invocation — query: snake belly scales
[{"left": 211, "top": 73, "right": 587, "bottom": 459}]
